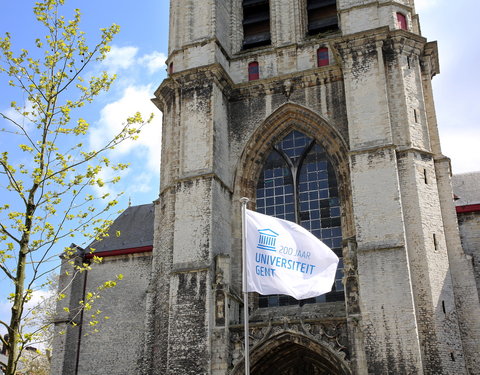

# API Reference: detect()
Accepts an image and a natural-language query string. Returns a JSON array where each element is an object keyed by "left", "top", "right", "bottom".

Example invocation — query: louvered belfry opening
[
  {"left": 307, "top": 0, "right": 338, "bottom": 35},
  {"left": 243, "top": 0, "right": 271, "bottom": 49}
]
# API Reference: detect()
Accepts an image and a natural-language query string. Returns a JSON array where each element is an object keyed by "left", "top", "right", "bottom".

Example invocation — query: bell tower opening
[
  {"left": 242, "top": 0, "right": 271, "bottom": 49},
  {"left": 307, "top": 0, "right": 339, "bottom": 35}
]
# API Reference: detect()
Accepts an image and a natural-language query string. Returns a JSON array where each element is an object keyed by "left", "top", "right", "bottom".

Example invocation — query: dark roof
[
  {"left": 452, "top": 172, "right": 480, "bottom": 206},
  {"left": 89, "top": 203, "right": 154, "bottom": 252}
]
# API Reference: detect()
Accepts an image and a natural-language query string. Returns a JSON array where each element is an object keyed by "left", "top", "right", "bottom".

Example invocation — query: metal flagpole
[{"left": 240, "top": 197, "right": 250, "bottom": 375}]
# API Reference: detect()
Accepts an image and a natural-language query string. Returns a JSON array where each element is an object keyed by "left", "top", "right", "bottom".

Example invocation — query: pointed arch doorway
[
  {"left": 251, "top": 343, "right": 349, "bottom": 375},
  {"left": 232, "top": 332, "right": 352, "bottom": 375}
]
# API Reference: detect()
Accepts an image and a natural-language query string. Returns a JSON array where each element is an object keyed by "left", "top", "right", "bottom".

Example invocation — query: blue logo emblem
[{"left": 257, "top": 229, "right": 279, "bottom": 252}]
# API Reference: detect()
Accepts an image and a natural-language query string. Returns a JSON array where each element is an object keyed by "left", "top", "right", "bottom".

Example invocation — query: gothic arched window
[{"left": 256, "top": 130, "right": 344, "bottom": 307}]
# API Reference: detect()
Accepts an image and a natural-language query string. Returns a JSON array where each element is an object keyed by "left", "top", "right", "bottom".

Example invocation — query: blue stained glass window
[{"left": 256, "top": 130, "right": 344, "bottom": 307}]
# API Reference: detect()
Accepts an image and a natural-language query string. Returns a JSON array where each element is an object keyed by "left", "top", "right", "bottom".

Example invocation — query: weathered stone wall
[
  {"left": 338, "top": 0, "right": 420, "bottom": 35},
  {"left": 397, "top": 151, "right": 467, "bottom": 372},
  {"left": 168, "top": 0, "right": 214, "bottom": 54},
  {"left": 457, "top": 212, "right": 480, "bottom": 299},
  {"left": 382, "top": 30, "right": 469, "bottom": 372},
  {"left": 50, "top": 254, "right": 87, "bottom": 375},
  {"left": 75, "top": 254, "right": 151, "bottom": 375},
  {"left": 51, "top": 253, "right": 151, "bottom": 375},
  {"left": 151, "top": 71, "right": 235, "bottom": 373},
  {"left": 435, "top": 164, "right": 480, "bottom": 374}
]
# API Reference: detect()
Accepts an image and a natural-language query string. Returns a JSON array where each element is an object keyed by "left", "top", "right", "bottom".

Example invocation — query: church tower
[{"left": 148, "top": 1, "right": 480, "bottom": 374}]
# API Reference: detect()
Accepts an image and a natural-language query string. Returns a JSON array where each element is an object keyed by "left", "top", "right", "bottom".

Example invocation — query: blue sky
[
  {"left": 0, "top": 0, "right": 169, "bottom": 338},
  {"left": 417, "top": 0, "right": 480, "bottom": 173},
  {"left": 0, "top": 0, "right": 479, "bottom": 337},
  {"left": 0, "top": 1, "right": 170, "bottom": 206}
]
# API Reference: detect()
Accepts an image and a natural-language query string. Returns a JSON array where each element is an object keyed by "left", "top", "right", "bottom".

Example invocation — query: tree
[
  {"left": 17, "top": 274, "right": 58, "bottom": 375},
  {"left": 0, "top": 1, "right": 151, "bottom": 374}
]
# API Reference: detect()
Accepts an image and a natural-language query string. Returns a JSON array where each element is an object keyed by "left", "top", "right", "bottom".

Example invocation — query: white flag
[{"left": 245, "top": 209, "right": 339, "bottom": 300}]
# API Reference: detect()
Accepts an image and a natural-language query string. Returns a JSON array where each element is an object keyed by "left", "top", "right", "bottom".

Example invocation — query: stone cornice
[
  {"left": 350, "top": 145, "right": 435, "bottom": 159},
  {"left": 153, "top": 64, "right": 235, "bottom": 111},
  {"left": 395, "top": 146, "right": 434, "bottom": 158},
  {"left": 349, "top": 143, "right": 397, "bottom": 156},
  {"left": 423, "top": 41, "right": 440, "bottom": 77},
  {"left": 160, "top": 172, "right": 233, "bottom": 197},
  {"left": 231, "top": 66, "right": 344, "bottom": 102},
  {"left": 154, "top": 62, "right": 344, "bottom": 107},
  {"left": 335, "top": 26, "right": 426, "bottom": 53}
]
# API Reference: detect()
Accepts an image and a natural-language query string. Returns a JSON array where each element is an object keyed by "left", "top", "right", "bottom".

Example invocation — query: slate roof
[
  {"left": 89, "top": 203, "right": 154, "bottom": 252},
  {"left": 452, "top": 172, "right": 480, "bottom": 206}
]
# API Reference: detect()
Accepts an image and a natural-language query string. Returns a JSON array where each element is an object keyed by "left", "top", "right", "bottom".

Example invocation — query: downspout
[{"left": 74, "top": 256, "right": 89, "bottom": 375}]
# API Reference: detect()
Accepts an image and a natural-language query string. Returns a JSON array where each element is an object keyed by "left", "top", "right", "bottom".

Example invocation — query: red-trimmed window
[
  {"left": 317, "top": 47, "right": 329, "bottom": 67},
  {"left": 248, "top": 61, "right": 260, "bottom": 81},
  {"left": 396, "top": 12, "right": 407, "bottom": 30}
]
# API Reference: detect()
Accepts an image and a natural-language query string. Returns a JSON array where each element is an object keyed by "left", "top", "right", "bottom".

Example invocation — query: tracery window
[
  {"left": 307, "top": 0, "right": 339, "bottom": 35},
  {"left": 242, "top": 0, "right": 271, "bottom": 49},
  {"left": 256, "top": 130, "right": 344, "bottom": 307}
]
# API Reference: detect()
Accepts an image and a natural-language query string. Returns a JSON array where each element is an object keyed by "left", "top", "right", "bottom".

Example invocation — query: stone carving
[{"left": 230, "top": 318, "right": 349, "bottom": 367}]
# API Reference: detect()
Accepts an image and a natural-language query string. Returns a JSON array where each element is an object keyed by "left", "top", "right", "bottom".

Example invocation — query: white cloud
[
  {"left": 0, "top": 102, "right": 35, "bottom": 134},
  {"left": 102, "top": 45, "right": 139, "bottom": 73},
  {"left": 0, "top": 288, "right": 54, "bottom": 336},
  {"left": 139, "top": 51, "right": 167, "bottom": 74},
  {"left": 0, "top": 300, "right": 10, "bottom": 336},
  {"left": 89, "top": 84, "right": 162, "bottom": 173},
  {"left": 87, "top": 44, "right": 165, "bottom": 200},
  {"left": 439, "top": 128, "right": 480, "bottom": 174},
  {"left": 24, "top": 289, "right": 54, "bottom": 315},
  {"left": 415, "top": 0, "right": 439, "bottom": 12},
  {"left": 101, "top": 46, "right": 166, "bottom": 76},
  {"left": 130, "top": 172, "right": 156, "bottom": 194},
  {"left": 88, "top": 165, "right": 128, "bottom": 199}
]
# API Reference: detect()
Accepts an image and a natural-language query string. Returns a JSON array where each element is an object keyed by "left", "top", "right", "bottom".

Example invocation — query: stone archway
[
  {"left": 232, "top": 332, "right": 352, "bottom": 375},
  {"left": 253, "top": 343, "right": 345, "bottom": 375}
]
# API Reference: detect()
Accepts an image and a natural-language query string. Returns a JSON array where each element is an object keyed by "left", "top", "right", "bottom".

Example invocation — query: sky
[
  {"left": 0, "top": 0, "right": 170, "bottom": 340},
  {"left": 0, "top": 0, "right": 479, "bottom": 338},
  {"left": 417, "top": 0, "right": 480, "bottom": 173}
]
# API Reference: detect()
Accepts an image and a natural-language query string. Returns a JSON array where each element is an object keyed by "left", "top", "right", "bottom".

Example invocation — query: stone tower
[{"left": 147, "top": 1, "right": 480, "bottom": 374}]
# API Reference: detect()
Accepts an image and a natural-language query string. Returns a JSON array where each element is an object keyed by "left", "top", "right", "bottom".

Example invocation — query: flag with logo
[{"left": 245, "top": 209, "right": 339, "bottom": 300}]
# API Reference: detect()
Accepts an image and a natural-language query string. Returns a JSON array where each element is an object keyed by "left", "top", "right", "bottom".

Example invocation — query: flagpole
[{"left": 240, "top": 197, "right": 250, "bottom": 375}]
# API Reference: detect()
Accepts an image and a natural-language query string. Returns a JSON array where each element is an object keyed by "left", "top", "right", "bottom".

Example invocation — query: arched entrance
[
  {"left": 252, "top": 343, "right": 348, "bottom": 374},
  {"left": 232, "top": 332, "right": 352, "bottom": 375}
]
